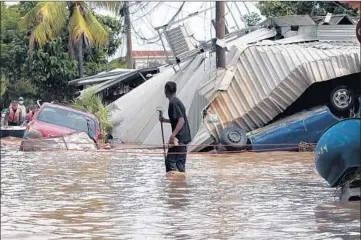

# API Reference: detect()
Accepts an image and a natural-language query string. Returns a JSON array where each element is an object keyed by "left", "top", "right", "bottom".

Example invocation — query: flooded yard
[{"left": 1, "top": 147, "right": 360, "bottom": 240}]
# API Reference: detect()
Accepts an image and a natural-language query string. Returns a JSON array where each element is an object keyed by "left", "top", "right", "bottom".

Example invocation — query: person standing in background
[{"left": 18, "top": 97, "right": 26, "bottom": 124}]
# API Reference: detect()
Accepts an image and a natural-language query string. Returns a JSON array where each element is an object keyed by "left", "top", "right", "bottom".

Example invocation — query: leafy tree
[
  {"left": 244, "top": 12, "right": 262, "bottom": 26},
  {"left": 1, "top": 2, "right": 35, "bottom": 107},
  {"left": 83, "top": 13, "right": 122, "bottom": 76},
  {"left": 19, "top": 1, "right": 109, "bottom": 78},
  {"left": 341, "top": 1, "right": 361, "bottom": 14},
  {"left": 1, "top": 2, "right": 122, "bottom": 108},
  {"left": 95, "top": 14, "right": 122, "bottom": 57},
  {"left": 27, "top": 37, "right": 78, "bottom": 102},
  {"left": 257, "top": 1, "right": 358, "bottom": 17}
]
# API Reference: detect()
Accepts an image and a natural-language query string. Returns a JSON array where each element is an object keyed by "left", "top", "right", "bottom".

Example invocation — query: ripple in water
[{"left": 1, "top": 147, "right": 360, "bottom": 240}]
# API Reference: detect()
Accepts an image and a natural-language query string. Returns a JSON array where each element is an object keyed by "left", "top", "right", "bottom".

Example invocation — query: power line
[
  {"left": 162, "top": 2, "right": 213, "bottom": 21},
  {"left": 167, "top": 1, "right": 185, "bottom": 27},
  {"left": 129, "top": 4, "right": 166, "bottom": 44},
  {"left": 132, "top": 2, "right": 163, "bottom": 22}
]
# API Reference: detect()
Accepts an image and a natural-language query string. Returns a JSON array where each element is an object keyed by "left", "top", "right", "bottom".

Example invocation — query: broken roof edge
[
  {"left": 78, "top": 55, "right": 201, "bottom": 99},
  {"left": 253, "top": 34, "right": 318, "bottom": 46},
  {"left": 68, "top": 70, "right": 135, "bottom": 86},
  {"left": 319, "top": 14, "right": 356, "bottom": 25},
  {"left": 76, "top": 71, "right": 140, "bottom": 98},
  {"left": 259, "top": 14, "right": 316, "bottom": 27},
  {"left": 68, "top": 66, "right": 160, "bottom": 86}
]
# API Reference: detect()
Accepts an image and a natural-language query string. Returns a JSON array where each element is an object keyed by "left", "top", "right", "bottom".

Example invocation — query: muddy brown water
[{"left": 1, "top": 146, "right": 360, "bottom": 240}]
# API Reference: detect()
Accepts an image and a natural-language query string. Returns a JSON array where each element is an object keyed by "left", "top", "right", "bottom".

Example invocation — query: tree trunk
[{"left": 77, "top": 38, "right": 84, "bottom": 78}]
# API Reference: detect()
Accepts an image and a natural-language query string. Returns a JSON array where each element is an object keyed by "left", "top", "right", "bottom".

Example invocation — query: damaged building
[{"left": 70, "top": 14, "right": 360, "bottom": 152}]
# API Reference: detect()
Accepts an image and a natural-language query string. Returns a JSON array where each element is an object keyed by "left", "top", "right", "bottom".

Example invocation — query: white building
[{"left": 131, "top": 51, "right": 172, "bottom": 69}]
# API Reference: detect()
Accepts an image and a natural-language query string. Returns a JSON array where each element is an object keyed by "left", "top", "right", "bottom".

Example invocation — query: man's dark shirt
[{"left": 168, "top": 97, "right": 191, "bottom": 144}]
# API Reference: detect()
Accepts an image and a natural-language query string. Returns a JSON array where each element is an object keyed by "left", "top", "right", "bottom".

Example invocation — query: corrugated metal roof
[
  {"left": 78, "top": 71, "right": 140, "bottom": 98},
  {"left": 317, "top": 24, "right": 357, "bottom": 42},
  {"left": 351, "top": 16, "right": 359, "bottom": 24},
  {"left": 108, "top": 47, "right": 240, "bottom": 145},
  {"left": 228, "top": 28, "right": 277, "bottom": 47},
  {"left": 260, "top": 15, "right": 316, "bottom": 27},
  {"left": 109, "top": 54, "right": 213, "bottom": 144},
  {"left": 320, "top": 14, "right": 355, "bottom": 25},
  {"left": 201, "top": 42, "right": 360, "bottom": 144},
  {"left": 69, "top": 70, "right": 135, "bottom": 86},
  {"left": 312, "top": 14, "right": 357, "bottom": 25},
  {"left": 104, "top": 16, "right": 360, "bottom": 151},
  {"left": 131, "top": 51, "right": 171, "bottom": 57},
  {"left": 257, "top": 34, "right": 318, "bottom": 45}
]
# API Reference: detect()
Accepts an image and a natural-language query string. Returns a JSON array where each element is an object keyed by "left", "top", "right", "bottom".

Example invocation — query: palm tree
[{"left": 19, "top": 1, "right": 109, "bottom": 78}]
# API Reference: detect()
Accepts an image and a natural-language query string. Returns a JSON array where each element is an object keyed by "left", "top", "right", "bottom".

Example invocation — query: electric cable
[{"left": 132, "top": 2, "right": 163, "bottom": 22}]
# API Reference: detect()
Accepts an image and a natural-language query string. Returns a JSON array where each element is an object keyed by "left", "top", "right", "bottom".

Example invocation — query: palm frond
[
  {"left": 19, "top": 2, "right": 68, "bottom": 50},
  {"left": 68, "top": 2, "right": 108, "bottom": 48},
  {"left": 89, "top": 1, "right": 124, "bottom": 14},
  {"left": 68, "top": 3, "right": 95, "bottom": 45},
  {"left": 83, "top": 10, "right": 109, "bottom": 47}
]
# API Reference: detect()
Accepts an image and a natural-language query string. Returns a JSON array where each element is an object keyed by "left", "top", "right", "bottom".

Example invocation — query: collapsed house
[
  {"left": 72, "top": 15, "right": 360, "bottom": 151},
  {"left": 68, "top": 67, "right": 160, "bottom": 105}
]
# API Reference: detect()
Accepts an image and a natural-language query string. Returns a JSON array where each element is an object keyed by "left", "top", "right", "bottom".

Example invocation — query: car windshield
[{"left": 38, "top": 106, "right": 96, "bottom": 137}]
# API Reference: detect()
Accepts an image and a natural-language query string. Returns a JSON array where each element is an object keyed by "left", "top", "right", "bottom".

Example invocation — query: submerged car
[
  {"left": 315, "top": 118, "right": 360, "bottom": 189},
  {"left": 24, "top": 103, "right": 103, "bottom": 142},
  {"left": 219, "top": 105, "right": 342, "bottom": 152}
]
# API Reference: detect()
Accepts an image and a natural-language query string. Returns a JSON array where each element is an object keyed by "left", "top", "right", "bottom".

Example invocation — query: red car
[{"left": 24, "top": 103, "right": 103, "bottom": 142}]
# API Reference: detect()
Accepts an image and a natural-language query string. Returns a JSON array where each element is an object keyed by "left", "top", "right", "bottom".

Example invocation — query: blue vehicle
[
  {"left": 315, "top": 118, "right": 360, "bottom": 188},
  {"left": 248, "top": 106, "right": 341, "bottom": 151},
  {"left": 220, "top": 105, "right": 341, "bottom": 152}
]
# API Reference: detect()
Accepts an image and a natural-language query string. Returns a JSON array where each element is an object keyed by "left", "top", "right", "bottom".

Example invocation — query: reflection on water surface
[{"left": 1, "top": 148, "right": 360, "bottom": 239}]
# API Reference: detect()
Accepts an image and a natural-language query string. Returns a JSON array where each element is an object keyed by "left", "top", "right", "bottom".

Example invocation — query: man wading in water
[{"left": 159, "top": 81, "right": 191, "bottom": 173}]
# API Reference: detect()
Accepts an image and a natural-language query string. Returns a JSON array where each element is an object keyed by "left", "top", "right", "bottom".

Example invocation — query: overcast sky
[{"left": 6, "top": 1, "right": 264, "bottom": 60}]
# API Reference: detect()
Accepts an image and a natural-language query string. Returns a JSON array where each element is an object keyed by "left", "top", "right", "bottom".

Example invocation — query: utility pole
[
  {"left": 124, "top": 2, "right": 133, "bottom": 69},
  {"left": 215, "top": 1, "right": 226, "bottom": 68}
]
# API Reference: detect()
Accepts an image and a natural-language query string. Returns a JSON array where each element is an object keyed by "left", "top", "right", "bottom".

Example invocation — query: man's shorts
[{"left": 165, "top": 145, "right": 187, "bottom": 172}]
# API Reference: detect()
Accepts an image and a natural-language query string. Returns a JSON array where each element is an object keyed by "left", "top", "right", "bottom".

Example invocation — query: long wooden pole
[{"left": 216, "top": 1, "right": 226, "bottom": 68}]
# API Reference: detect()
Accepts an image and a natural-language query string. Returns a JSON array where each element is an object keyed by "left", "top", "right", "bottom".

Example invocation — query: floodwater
[{"left": 1, "top": 146, "right": 360, "bottom": 240}]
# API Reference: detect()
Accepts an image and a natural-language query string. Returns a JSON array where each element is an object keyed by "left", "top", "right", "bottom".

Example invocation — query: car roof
[{"left": 41, "top": 102, "right": 98, "bottom": 120}]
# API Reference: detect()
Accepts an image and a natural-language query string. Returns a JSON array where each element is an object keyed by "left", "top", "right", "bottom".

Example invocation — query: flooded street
[{"left": 1, "top": 147, "right": 360, "bottom": 240}]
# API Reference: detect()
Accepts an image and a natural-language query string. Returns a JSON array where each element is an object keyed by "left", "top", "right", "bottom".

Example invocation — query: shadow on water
[{"left": 1, "top": 147, "right": 360, "bottom": 240}]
